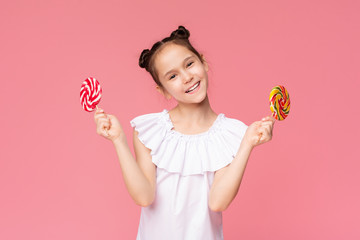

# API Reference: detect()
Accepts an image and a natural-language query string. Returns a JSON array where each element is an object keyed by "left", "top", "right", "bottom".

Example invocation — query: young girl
[{"left": 94, "top": 26, "right": 275, "bottom": 240}]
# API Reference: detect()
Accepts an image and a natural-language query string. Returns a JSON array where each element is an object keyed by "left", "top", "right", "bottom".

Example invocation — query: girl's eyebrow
[{"left": 163, "top": 56, "right": 194, "bottom": 77}]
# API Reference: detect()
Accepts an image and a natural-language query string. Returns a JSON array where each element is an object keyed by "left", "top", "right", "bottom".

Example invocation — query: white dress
[{"left": 130, "top": 109, "right": 248, "bottom": 240}]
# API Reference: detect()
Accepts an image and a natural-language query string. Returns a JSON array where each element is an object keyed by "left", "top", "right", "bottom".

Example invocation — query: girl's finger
[
  {"left": 102, "top": 122, "right": 110, "bottom": 129},
  {"left": 99, "top": 118, "right": 110, "bottom": 127},
  {"left": 94, "top": 113, "right": 109, "bottom": 122},
  {"left": 98, "top": 126, "right": 109, "bottom": 137},
  {"left": 95, "top": 109, "right": 106, "bottom": 116},
  {"left": 263, "top": 128, "right": 271, "bottom": 138},
  {"left": 96, "top": 110, "right": 108, "bottom": 118},
  {"left": 95, "top": 108, "right": 104, "bottom": 113},
  {"left": 264, "top": 127, "right": 273, "bottom": 139},
  {"left": 97, "top": 124, "right": 110, "bottom": 134},
  {"left": 270, "top": 116, "right": 276, "bottom": 124},
  {"left": 259, "top": 125, "right": 272, "bottom": 139},
  {"left": 261, "top": 121, "right": 273, "bottom": 127},
  {"left": 261, "top": 124, "right": 273, "bottom": 134},
  {"left": 261, "top": 120, "right": 275, "bottom": 130},
  {"left": 261, "top": 116, "right": 275, "bottom": 122},
  {"left": 256, "top": 132, "right": 263, "bottom": 145},
  {"left": 260, "top": 122, "right": 272, "bottom": 130},
  {"left": 103, "top": 129, "right": 109, "bottom": 136},
  {"left": 94, "top": 114, "right": 105, "bottom": 120}
]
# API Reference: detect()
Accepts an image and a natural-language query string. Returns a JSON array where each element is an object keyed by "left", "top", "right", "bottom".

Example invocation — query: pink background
[{"left": 1, "top": 0, "right": 359, "bottom": 239}]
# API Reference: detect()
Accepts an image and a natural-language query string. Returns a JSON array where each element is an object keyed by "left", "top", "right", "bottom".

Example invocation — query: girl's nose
[{"left": 183, "top": 71, "right": 193, "bottom": 83}]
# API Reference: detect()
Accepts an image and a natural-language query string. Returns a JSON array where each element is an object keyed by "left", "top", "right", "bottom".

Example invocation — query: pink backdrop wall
[{"left": 1, "top": 0, "right": 359, "bottom": 239}]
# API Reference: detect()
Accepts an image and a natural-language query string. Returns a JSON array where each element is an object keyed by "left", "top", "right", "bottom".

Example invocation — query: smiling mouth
[{"left": 185, "top": 81, "right": 200, "bottom": 93}]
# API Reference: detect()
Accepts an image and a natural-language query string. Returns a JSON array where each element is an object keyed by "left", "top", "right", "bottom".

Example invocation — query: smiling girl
[{"left": 94, "top": 26, "right": 275, "bottom": 240}]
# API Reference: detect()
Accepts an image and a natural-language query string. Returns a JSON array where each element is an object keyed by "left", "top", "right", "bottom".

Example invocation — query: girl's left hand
[{"left": 243, "top": 116, "right": 276, "bottom": 148}]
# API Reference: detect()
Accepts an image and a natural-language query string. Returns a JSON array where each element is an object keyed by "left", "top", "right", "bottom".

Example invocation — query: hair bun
[
  {"left": 170, "top": 26, "right": 190, "bottom": 40},
  {"left": 139, "top": 49, "right": 151, "bottom": 68}
]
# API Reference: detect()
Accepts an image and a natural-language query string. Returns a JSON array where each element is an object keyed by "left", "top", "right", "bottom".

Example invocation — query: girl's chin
[{"left": 185, "top": 92, "right": 208, "bottom": 105}]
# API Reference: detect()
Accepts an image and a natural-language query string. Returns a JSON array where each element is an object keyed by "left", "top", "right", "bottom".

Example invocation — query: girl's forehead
[
  {"left": 155, "top": 44, "right": 194, "bottom": 70},
  {"left": 158, "top": 44, "right": 193, "bottom": 60}
]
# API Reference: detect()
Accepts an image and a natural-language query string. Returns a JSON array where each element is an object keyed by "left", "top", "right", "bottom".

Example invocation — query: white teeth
[{"left": 186, "top": 82, "right": 200, "bottom": 93}]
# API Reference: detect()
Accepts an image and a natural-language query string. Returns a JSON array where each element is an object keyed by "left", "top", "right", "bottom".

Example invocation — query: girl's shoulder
[{"left": 130, "top": 109, "right": 172, "bottom": 132}]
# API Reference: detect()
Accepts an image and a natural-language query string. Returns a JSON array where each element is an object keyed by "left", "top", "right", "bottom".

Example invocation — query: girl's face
[{"left": 154, "top": 43, "right": 209, "bottom": 104}]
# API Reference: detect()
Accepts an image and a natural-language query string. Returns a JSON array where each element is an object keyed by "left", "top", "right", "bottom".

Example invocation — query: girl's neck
[{"left": 169, "top": 95, "right": 217, "bottom": 127}]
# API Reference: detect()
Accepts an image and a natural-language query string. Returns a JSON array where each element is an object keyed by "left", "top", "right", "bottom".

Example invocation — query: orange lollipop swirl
[{"left": 269, "top": 85, "right": 290, "bottom": 120}]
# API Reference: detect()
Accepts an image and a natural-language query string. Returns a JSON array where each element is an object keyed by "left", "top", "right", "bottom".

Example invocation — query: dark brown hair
[{"left": 139, "top": 26, "right": 203, "bottom": 88}]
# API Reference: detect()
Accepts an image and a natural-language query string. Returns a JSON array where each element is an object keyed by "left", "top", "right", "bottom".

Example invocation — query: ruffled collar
[
  {"left": 130, "top": 109, "right": 248, "bottom": 175},
  {"left": 160, "top": 109, "right": 225, "bottom": 139}
]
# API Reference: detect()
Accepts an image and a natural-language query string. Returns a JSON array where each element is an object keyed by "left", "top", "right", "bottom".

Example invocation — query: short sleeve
[{"left": 130, "top": 111, "right": 172, "bottom": 156}]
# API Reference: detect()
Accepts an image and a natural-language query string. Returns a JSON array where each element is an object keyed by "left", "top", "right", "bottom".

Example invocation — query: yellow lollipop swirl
[{"left": 269, "top": 85, "right": 290, "bottom": 120}]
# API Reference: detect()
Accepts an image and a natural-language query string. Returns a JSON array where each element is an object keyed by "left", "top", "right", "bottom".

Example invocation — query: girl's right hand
[{"left": 94, "top": 108, "right": 126, "bottom": 143}]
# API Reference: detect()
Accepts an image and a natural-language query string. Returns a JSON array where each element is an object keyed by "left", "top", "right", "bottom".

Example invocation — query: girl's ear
[
  {"left": 156, "top": 85, "right": 172, "bottom": 100},
  {"left": 200, "top": 54, "right": 209, "bottom": 72}
]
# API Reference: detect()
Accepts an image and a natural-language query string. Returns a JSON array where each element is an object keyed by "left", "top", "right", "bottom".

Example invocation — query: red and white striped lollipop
[
  {"left": 80, "top": 77, "right": 102, "bottom": 112},
  {"left": 80, "top": 77, "right": 109, "bottom": 135}
]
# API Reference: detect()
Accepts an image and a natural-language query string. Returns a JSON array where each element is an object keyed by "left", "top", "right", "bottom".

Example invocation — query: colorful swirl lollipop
[
  {"left": 80, "top": 77, "right": 102, "bottom": 112},
  {"left": 269, "top": 85, "right": 290, "bottom": 120}
]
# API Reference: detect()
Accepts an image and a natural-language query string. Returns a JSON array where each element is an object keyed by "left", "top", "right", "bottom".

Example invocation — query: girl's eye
[
  {"left": 169, "top": 74, "right": 176, "bottom": 80},
  {"left": 187, "top": 62, "right": 194, "bottom": 67}
]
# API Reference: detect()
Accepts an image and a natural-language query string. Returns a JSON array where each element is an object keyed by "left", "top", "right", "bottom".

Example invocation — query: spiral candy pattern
[
  {"left": 80, "top": 77, "right": 102, "bottom": 112},
  {"left": 269, "top": 85, "right": 290, "bottom": 121}
]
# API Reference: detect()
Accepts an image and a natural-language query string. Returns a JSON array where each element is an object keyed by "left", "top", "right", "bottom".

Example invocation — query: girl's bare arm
[
  {"left": 94, "top": 108, "right": 156, "bottom": 207},
  {"left": 112, "top": 133, "right": 156, "bottom": 207},
  {"left": 208, "top": 116, "right": 275, "bottom": 212}
]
